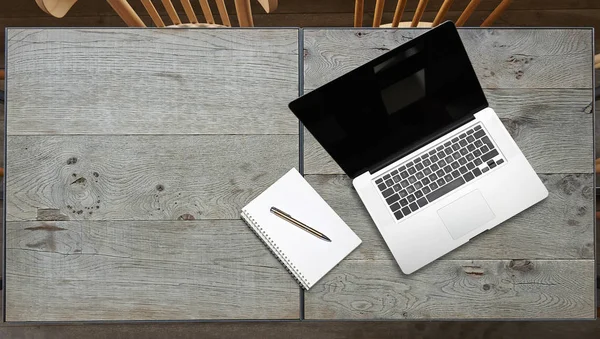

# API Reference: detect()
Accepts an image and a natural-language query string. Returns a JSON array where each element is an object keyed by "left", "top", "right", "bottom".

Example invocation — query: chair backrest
[
  {"left": 36, "top": 0, "right": 278, "bottom": 27},
  {"left": 355, "top": 0, "right": 513, "bottom": 28}
]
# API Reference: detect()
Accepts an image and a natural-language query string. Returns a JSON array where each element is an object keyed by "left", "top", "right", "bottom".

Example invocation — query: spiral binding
[{"left": 241, "top": 210, "right": 310, "bottom": 289}]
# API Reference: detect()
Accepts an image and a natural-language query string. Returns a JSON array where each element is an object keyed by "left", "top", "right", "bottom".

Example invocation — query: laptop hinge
[{"left": 368, "top": 114, "right": 476, "bottom": 175}]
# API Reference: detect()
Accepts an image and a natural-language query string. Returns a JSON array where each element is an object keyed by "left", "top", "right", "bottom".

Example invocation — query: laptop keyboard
[{"left": 375, "top": 125, "right": 504, "bottom": 221}]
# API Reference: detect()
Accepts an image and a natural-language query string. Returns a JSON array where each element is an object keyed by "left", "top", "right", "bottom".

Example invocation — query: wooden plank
[
  {"left": 3, "top": 0, "right": 600, "bottom": 18},
  {"left": 5, "top": 219, "right": 300, "bottom": 321},
  {"left": 305, "top": 89, "right": 594, "bottom": 175},
  {"left": 304, "top": 259, "right": 595, "bottom": 319},
  {"left": 6, "top": 28, "right": 298, "bottom": 135},
  {"left": 6, "top": 135, "right": 298, "bottom": 222},
  {"left": 304, "top": 29, "right": 592, "bottom": 91},
  {"left": 306, "top": 174, "right": 594, "bottom": 261}
]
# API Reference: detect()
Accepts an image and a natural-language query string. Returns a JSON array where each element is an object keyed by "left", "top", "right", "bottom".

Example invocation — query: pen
[{"left": 270, "top": 207, "right": 332, "bottom": 242}]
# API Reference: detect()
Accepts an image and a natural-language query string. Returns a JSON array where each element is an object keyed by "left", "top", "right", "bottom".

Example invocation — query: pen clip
[{"left": 270, "top": 206, "right": 290, "bottom": 218}]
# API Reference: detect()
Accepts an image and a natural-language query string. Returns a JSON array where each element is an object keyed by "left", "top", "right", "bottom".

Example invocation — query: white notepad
[{"left": 241, "top": 168, "right": 362, "bottom": 290}]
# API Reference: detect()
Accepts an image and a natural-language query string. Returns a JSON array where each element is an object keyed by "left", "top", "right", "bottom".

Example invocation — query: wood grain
[
  {"left": 6, "top": 28, "right": 298, "bottom": 135},
  {"left": 6, "top": 135, "right": 297, "bottom": 222},
  {"left": 304, "top": 259, "right": 595, "bottom": 319},
  {"left": 306, "top": 174, "right": 594, "bottom": 261},
  {"left": 5, "top": 219, "right": 300, "bottom": 321},
  {"left": 305, "top": 89, "right": 593, "bottom": 175},
  {"left": 303, "top": 29, "right": 592, "bottom": 90}
]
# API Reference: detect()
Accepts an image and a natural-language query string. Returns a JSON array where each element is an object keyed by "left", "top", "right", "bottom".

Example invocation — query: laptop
[{"left": 288, "top": 22, "right": 548, "bottom": 274}]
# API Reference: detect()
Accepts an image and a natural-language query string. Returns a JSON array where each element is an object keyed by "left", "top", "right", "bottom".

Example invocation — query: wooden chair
[
  {"left": 355, "top": 0, "right": 512, "bottom": 28},
  {"left": 36, "top": 0, "right": 278, "bottom": 27}
]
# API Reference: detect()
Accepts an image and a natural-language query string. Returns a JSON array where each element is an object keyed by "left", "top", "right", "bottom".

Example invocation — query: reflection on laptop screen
[{"left": 290, "top": 22, "right": 488, "bottom": 178}]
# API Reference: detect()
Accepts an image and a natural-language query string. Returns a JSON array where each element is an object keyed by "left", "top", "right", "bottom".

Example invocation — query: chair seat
[
  {"left": 168, "top": 23, "right": 228, "bottom": 28},
  {"left": 380, "top": 21, "right": 433, "bottom": 28}
]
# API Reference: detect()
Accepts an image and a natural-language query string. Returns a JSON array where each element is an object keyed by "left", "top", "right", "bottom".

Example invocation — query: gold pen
[{"left": 270, "top": 207, "right": 332, "bottom": 242}]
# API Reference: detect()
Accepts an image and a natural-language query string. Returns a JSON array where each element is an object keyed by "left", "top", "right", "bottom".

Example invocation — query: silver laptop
[{"left": 288, "top": 22, "right": 548, "bottom": 274}]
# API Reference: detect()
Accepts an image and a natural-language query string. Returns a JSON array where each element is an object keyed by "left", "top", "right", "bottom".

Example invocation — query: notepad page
[{"left": 242, "top": 168, "right": 361, "bottom": 289}]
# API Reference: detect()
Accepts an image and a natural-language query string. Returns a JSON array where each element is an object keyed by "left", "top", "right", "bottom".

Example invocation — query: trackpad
[{"left": 437, "top": 190, "right": 495, "bottom": 240}]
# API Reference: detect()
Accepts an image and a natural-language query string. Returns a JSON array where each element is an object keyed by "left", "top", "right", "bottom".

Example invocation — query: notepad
[{"left": 241, "top": 168, "right": 362, "bottom": 290}]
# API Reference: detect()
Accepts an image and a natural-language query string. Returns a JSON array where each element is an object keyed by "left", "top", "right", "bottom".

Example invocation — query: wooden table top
[{"left": 4, "top": 28, "right": 595, "bottom": 322}]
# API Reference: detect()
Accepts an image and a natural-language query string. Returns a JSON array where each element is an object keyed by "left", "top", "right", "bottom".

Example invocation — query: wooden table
[{"left": 4, "top": 28, "right": 595, "bottom": 322}]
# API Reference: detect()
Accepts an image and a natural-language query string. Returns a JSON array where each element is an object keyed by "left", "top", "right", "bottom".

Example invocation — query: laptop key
[
  {"left": 474, "top": 125, "right": 482, "bottom": 131},
  {"left": 429, "top": 149, "right": 436, "bottom": 155},
  {"left": 464, "top": 172, "right": 475, "bottom": 182},
  {"left": 385, "top": 179, "right": 394, "bottom": 186},
  {"left": 408, "top": 167, "right": 416, "bottom": 174},
  {"left": 423, "top": 168, "right": 432, "bottom": 176},
  {"left": 426, "top": 177, "right": 466, "bottom": 202},
  {"left": 488, "top": 160, "right": 497, "bottom": 169},
  {"left": 430, "top": 164, "right": 439, "bottom": 171},
  {"left": 394, "top": 210, "right": 404, "bottom": 220},
  {"left": 436, "top": 169, "right": 445, "bottom": 177},
  {"left": 452, "top": 152, "right": 461, "bottom": 160},
  {"left": 382, "top": 187, "right": 394, "bottom": 197},
  {"left": 460, "top": 148, "right": 468, "bottom": 155},
  {"left": 423, "top": 159, "right": 431, "bottom": 167},
  {"left": 414, "top": 182, "right": 423, "bottom": 190},
  {"left": 390, "top": 202, "right": 400, "bottom": 211},
  {"left": 482, "top": 167, "right": 489, "bottom": 173},
  {"left": 415, "top": 191, "right": 423, "bottom": 198},
  {"left": 466, "top": 162, "right": 475, "bottom": 170},
  {"left": 444, "top": 156, "right": 453, "bottom": 163},
  {"left": 451, "top": 161, "right": 459, "bottom": 169},
  {"left": 451, "top": 170, "right": 460, "bottom": 179},
  {"left": 467, "top": 144, "right": 475, "bottom": 152},
  {"left": 430, "top": 182, "right": 439, "bottom": 190},
  {"left": 473, "top": 150, "right": 482, "bottom": 157},
  {"left": 400, "top": 171, "right": 409, "bottom": 179},
  {"left": 466, "top": 153, "right": 475, "bottom": 161},
  {"left": 459, "top": 139, "right": 467, "bottom": 147},
  {"left": 378, "top": 183, "right": 387, "bottom": 191},
  {"left": 452, "top": 144, "right": 460, "bottom": 151},
  {"left": 444, "top": 174, "right": 453, "bottom": 182},
  {"left": 474, "top": 158, "right": 483, "bottom": 166},
  {"left": 399, "top": 190, "right": 408, "bottom": 198},
  {"left": 444, "top": 141, "right": 452, "bottom": 147},
  {"left": 399, "top": 198, "right": 408, "bottom": 206},
  {"left": 383, "top": 174, "right": 391, "bottom": 180},
  {"left": 437, "top": 178, "right": 446, "bottom": 186},
  {"left": 386, "top": 193, "right": 400, "bottom": 205},
  {"left": 398, "top": 166, "right": 406, "bottom": 172},
  {"left": 459, "top": 133, "right": 467, "bottom": 138},
  {"left": 423, "top": 186, "right": 431, "bottom": 194},
  {"left": 473, "top": 130, "right": 485, "bottom": 138},
  {"left": 393, "top": 184, "right": 401, "bottom": 191},
  {"left": 436, "top": 145, "right": 444, "bottom": 151},
  {"left": 473, "top": 168, "right": 482, "bottom": 177},
  {"left": 376, "top": 178, "right": 383, "bottom": 184},
  {"left": 496, "top": 159, "right": 504, "bottom": 165},
  {"left": 466, "top": 135, "right": 475, "bottom": 143},
  {"left": 438, "top": 159, "right": 447, "bottom": 167},
  {"left": 458, "top": 157, "right": 467, "bottom": 165},
  {"left": 480, "top": 145, "right": 489, "bottom": 154},
  {"left": 406, "top": 161, "right": 413, "bottom": 167},
  {"left": 401, "top": 180, "right": 409, "bottom": 188},
  {"left": 480, "top": 149, "right": 499, "bottom": 162},
  {"left": 459, "top": 166, "right": 468, "bottom": 174},
  {"left": 452, "top": 137, "right": 459, "bottom": 142},
  {"left": 407, "top": 186, "right": 415, "bottom": 194},
  {"left": 467, "top": 129, "right": 475, "bottom": 134},
  {"left": 443, "top": 166, "right": 452, "bottom": 173},
  {"left": 429, "top": 173, "right": 438, "bottom": 181},
  {"left": 417, "top": 197, "right": 428, "bottom": 208},
  {"left": 409, "top": 202, "right": 419, "bottom": 212},
  {"left": 393, "top": 175, "right": 401, "bottom": 182},
  {"left": 475, "top": 140, "right": 483, "bottom": 148},
  {"left": 481, "top": 136, "right": 493, "bottom": 147},
  {"left": 422, "top": 177, "right": 430, "bottom": 185},
  {"left": 430, "top": 155, "right": 439, "bottom": 162},
  {"left": 416, "top": 172, "right": 424, "bottom": 180},
  {"left": 401, "top": 206, "right": 411, "bottom": 216},
  {"left": 408, "top": 177, "right": 417, "bottom": 184},
  {"left": 391, "top": 170, "right": 398, "bottom": 176},
  {"left": 407, "top": 194, "right": 416, "bottom": 202}
]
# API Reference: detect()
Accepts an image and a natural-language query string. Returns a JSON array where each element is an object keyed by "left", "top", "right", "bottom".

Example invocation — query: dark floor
[{"left": 1, "top": 0, "right": 599, "bottom": 338}]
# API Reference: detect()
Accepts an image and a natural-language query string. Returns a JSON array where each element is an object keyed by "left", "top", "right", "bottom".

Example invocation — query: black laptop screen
[{"left": 289, "top": 23, "right": 488, "bottom": 178}]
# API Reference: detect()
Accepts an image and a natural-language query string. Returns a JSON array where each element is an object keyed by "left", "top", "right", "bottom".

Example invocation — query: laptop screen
[{"left": 289, "top": 22, "right": 488, "bottom": 179}]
